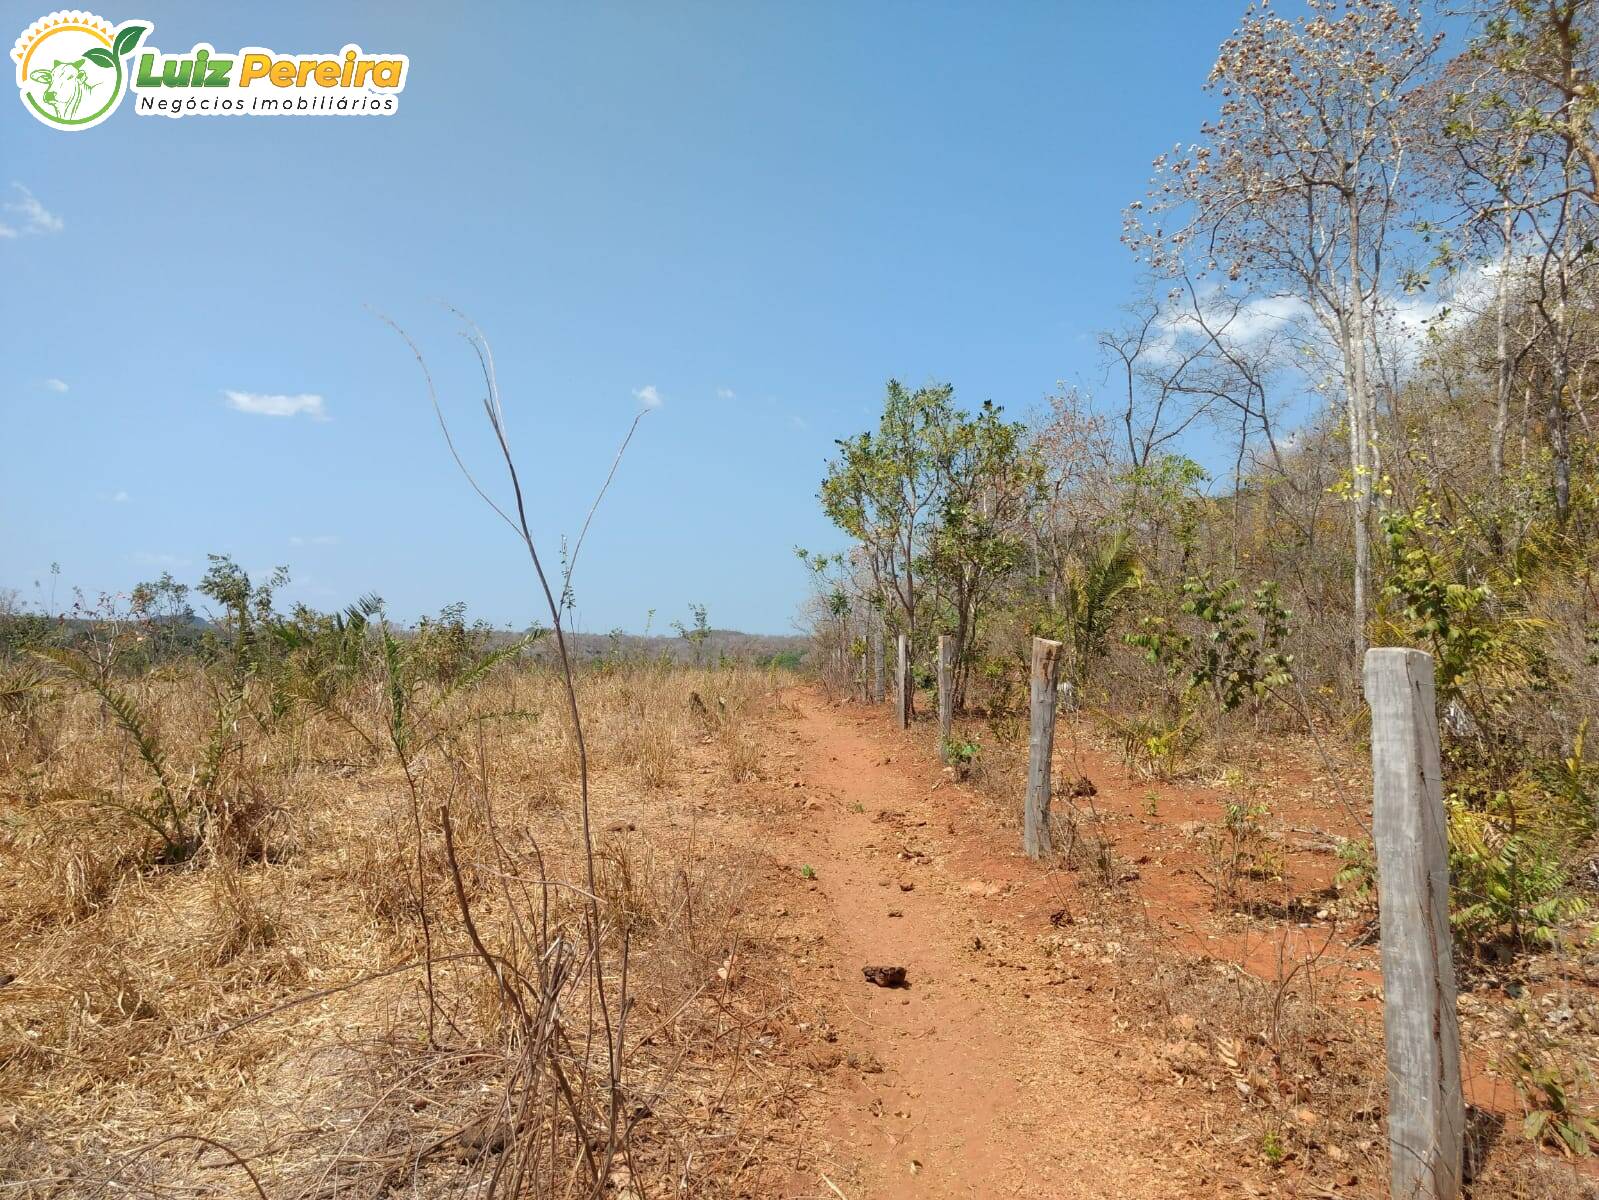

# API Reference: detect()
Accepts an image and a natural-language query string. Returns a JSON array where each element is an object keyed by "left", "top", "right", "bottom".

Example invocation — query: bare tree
[
  {"left": 1421, "top": 1, "right": 1599, "bottom": 522},
  {"left": 1125, "top": 0, "right": 1442, "bottom": 654}
]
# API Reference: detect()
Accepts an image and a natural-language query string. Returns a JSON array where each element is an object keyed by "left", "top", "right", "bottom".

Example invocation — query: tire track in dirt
[{"left": 764, "top": 688, "right": 1225, "bottom": 1199}]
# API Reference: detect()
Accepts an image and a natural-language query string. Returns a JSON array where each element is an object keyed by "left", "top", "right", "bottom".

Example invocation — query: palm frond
[{"left": 32, "top": 646, "right": 190, "bottom": 854}]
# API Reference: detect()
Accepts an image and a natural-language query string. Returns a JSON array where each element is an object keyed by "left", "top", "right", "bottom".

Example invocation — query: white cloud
[
  {"left": 224, "top": 390, "right": 329, "bottom": 420},
  {"left": 289, "top": 535, "right": 339, "bottom": 546},
  {"left": 3, "top": 183, "right": 63, "bottom": 237},
  {"left": 111, "top": 490, "right": 130, "bottom": 503},
  {"left": 1142, "top": 290, "right": 1312, "bottom": 368},
  {"left": 790, "top": 414, "right": 808, "bottom": 430},
  {"left": 1387, "top": 255, "right": 1509, "bottom": 345},
  {"left": 1207, "top": 294, "right": 1310, "bottom": 344},
  {"left": 716, "top": 387, "right": 735, "bottom": 400},
  {"left": 633, "top": 384, "right": 663, "bottom": 409},
  {"left": 1388, "top": 293, "right": 1447, "bottom": 338},
  {"left": 1131, "top": 259, "right": 1524, "bottom": 386},
  {"left": 43, "top": 378, "right": 67, "bottom": 393}
]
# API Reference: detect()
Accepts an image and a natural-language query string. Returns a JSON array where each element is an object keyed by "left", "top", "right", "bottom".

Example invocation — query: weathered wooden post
[
  {"left": 871, "top": 619, "right": 885, "bottom": 704},
  {"left": 1364, "top": 648, "right": 1463, "bottom": 1200},
  {"left": 937, "top": 635, "right": 954, "bottom": 761},
  {"left": 896, "top": 633, "right": 911, "bottom": 730},
  {"left": 1024, "top": 637, "right": 1062, "bottom": 858}
]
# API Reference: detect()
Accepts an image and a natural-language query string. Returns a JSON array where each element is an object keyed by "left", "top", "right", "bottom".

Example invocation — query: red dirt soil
[
  {"left": 738, "top": 688, "right": 1596, "bottom": 1198},
  {"left": 753, "top": 690, "right": 1286, "bottom": 1198}
]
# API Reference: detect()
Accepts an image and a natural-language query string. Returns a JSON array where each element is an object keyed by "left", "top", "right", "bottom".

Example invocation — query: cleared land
[{"left": 2, "top": 663, "right": 1595, "bottom": 1197}]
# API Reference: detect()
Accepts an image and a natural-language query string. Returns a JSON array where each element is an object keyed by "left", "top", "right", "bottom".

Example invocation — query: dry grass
[{"left": 0, "top": 659, "right": 811, "bottom": 1198}]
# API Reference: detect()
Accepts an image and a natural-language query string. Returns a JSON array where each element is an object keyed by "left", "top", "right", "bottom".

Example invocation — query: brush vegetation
[{"left": 0, "top": 569, "right": 804, "bottom": 1197}]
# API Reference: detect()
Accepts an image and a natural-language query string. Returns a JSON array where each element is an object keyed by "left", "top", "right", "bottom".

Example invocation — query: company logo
[
  {"left": 12, "top": 11, "right": 147, "bottom": 130},
  {"left": 12, "top": 10, "right": 409, "bottom": 129}
]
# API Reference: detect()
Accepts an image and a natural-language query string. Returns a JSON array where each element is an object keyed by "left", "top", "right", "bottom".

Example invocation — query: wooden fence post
[
  {"left": 896, "top": 633, "right": 911, "bottom": 730},
  {"left": 871, "top": 620, "right": 885, "bottom": 704},
  {"left": 1024, "top": 637, "right": 1062, "bottom": 858},
  {"left": 1364, "top": 648, "right": 1463, "bottom": 1200},
  {"left": 937, "top": 635, "right": 954, "bottom": 761}
]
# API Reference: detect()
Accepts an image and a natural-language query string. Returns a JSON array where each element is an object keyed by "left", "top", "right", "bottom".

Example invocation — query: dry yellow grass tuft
[{"left": 0, "top": 659, "right": 811, "bottom": 1197}]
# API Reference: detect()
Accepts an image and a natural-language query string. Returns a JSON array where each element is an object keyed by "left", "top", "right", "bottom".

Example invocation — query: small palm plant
[
  {"left": 33, "top": 645, "right": 216, "bottom": 862},
  {"left": 1060, "top": 531, "right": 1139, "bottom": 681}
]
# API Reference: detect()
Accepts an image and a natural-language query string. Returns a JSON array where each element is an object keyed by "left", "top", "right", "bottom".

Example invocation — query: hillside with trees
[{"left": 812, "top": 0, "right": 1599, "bottom": 966}]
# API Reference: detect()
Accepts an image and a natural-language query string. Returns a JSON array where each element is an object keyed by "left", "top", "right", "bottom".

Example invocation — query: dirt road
[{"left": 758, "top": 689, "right": 1238, "bottom": 1199}]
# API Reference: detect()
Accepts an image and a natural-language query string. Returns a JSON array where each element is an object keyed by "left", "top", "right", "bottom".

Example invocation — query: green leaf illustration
[
  {"left": 113, "top": 24, "right": 147, "bottom": 58},
  {"left": 84, "top": 46, "right": 114, "bottom": 68}
]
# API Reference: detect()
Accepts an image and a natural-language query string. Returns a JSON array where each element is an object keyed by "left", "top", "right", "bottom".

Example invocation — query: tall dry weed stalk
[{"left": 380, "top": 309, "right": 648, "bottom": 1194}]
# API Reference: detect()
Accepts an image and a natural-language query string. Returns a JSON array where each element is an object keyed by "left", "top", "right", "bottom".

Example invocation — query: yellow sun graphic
[{"left": 11, "top": 11, "right": 115, "bottom": 73}]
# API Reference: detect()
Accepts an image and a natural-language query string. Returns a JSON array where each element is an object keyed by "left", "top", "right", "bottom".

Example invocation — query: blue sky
[{"left": 5, "top": 2, "right": 1329, "bottom": 634}]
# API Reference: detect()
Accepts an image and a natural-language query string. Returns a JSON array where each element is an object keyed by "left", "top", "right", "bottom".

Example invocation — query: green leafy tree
[
  {"left": 820, "top": 381, "right": 958, "bottom": 657},
  {"left": 923, "top": 400, "right": 1045, "bottom": 706},
  {"left": 671, "top": 603, "right": 712, "bottom": 666},
  {"left": 198, "top": 553, "right": 290, "bottom": 675}
]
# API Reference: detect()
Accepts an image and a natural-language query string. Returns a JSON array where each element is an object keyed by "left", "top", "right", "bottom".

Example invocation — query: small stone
[{"left": 863, "top": 965, "right": 908, "bottom": 988}]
